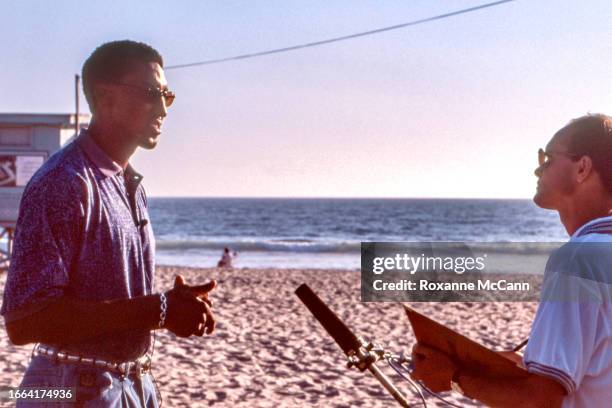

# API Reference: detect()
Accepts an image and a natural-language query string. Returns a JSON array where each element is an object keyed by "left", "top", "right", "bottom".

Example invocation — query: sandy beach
[{"left": 0, "top": 267, "right": 538, "bottom": 407}]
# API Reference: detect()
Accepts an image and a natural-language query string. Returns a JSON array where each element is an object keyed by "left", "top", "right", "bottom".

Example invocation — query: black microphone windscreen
[{"left": 295, "top": 283, "right": 361, "bottom": 355}]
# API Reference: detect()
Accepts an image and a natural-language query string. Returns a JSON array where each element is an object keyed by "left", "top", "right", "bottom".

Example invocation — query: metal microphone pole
[{"left": 295, "top": 283, "right": 411, "bottom": 408}]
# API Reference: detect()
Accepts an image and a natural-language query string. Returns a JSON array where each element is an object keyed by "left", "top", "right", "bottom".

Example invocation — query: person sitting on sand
[
  {"left": 1, "top": 40, "right": 217, "bottom": 408},
  {"left": 411, "top": 114, "right": 612, "bottom": 407},
  {"left": 217, "top": 247, "right": 237, "bottom": 268}
]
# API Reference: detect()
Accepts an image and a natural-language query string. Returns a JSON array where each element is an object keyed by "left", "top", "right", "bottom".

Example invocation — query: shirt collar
[
  {"left": 76, "top": 129, "right": 128, "bottom": 178},
  {"left": 572, "top": 214, "right": 612, "bottom": 239}
]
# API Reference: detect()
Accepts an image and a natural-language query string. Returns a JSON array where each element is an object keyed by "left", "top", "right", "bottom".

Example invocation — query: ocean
[{"left": 150, "top": 198, "right": 568, "bottom": 270}]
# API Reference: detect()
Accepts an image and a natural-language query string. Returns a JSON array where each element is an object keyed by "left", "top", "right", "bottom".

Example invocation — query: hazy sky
[{"left": 2, "top": 1, "right": 611, "bottom": 198}]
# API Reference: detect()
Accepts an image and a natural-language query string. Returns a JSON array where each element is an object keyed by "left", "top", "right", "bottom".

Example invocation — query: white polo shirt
[{"left": 524, "top": 215, "right": 612, "bottom": 408}]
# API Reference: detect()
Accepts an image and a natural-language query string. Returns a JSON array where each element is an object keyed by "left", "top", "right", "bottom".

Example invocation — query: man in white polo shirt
[{"left": 411, "top": 114, "right": 612, "bottom": 407}]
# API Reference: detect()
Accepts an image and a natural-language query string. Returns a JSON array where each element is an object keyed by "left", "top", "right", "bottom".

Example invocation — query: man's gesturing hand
[{"left": 163, "top": 275, "right": 216, "bottom": 338}]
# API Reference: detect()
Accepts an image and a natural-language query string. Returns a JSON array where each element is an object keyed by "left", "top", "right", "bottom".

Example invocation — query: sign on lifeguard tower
[{"left": 0, "top": 113, "right": 89, "bottom": 267}]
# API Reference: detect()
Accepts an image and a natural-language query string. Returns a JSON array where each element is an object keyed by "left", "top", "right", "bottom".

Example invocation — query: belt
[{"left": 33, "top": 344, "right": 152, "bottom": 376}]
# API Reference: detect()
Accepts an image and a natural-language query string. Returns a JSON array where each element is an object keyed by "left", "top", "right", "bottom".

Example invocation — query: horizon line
[{"left": 148, "top": 195, "right": 534, "bottom": 200}]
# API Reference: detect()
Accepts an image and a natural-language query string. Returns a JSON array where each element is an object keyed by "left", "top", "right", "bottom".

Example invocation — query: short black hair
[
  {"left": 564, "top": 114, "right": 612, "bottom": 194},
  {"left": 82, "top": 40, "right": 164, "bottom": 113}
]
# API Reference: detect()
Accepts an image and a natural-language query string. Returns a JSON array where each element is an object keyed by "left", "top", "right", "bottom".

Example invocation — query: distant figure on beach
[
  {"left": 217, "top": 247, "right": 238, "bottom": 268},
  {"left": 411, "top": 114, "right": 612, "bottom": 407},
  {"left": 1, "top": 40, "right": 217, "bottom": 407}
]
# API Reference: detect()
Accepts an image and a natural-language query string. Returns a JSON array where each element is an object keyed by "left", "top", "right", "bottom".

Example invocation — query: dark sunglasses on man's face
[
  {"left": 537, "top": 148, "right": 580, "bottom": 167},
  {"left": 106, "top": 81, "right": 176, "bottom": 107}
]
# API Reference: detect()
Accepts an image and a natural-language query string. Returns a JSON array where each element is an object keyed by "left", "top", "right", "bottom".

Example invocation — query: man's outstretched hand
[{"left": 164, "top": 275, "right": 217, "bottom": 338}]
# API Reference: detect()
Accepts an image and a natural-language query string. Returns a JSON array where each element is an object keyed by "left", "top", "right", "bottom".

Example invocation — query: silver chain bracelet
[{"left": 159, "top": 292, "right": 168, "bottom": 328}]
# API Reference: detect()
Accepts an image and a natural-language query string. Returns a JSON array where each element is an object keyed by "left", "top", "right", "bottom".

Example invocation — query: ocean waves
[
  {"left": 149, "top": 198, "right": 568, "bottom": 269},
  {"left": 155, "top": 238, "right": 562, "bottom": 256},
  {"left": 155, "top": 238, "right": 362, "bottom": 254}
]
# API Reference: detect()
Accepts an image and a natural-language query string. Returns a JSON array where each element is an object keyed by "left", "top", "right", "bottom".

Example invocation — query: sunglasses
[
  {"left": 105, "top": 81, "right": 176, "bottom": 107},
  {"left": 538, "top": 148, "right": 580, "bottom": 167}
]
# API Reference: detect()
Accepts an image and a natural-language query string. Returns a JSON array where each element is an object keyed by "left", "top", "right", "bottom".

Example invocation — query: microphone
[
  {"left": 138, "top": 219, "right": 149, "bottom": 228},
  {"left": 295, "top": 283, "right": 412, "bottom": 408},
  {"left": 295, "top": 283, "right": 361, "bottom": 355}
]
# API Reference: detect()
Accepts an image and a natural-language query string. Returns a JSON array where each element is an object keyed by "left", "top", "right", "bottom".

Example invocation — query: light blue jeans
[{"left": 16, "top": 355, "right": 159, "bottom": 407}]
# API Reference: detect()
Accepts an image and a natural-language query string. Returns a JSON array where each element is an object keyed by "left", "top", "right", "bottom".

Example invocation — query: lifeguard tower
[{"left": 0, "top": 113, "right": 89, "bottom": 269}]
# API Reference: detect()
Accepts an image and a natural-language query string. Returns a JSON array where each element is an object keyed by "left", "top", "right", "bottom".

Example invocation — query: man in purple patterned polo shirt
[{"left": 1, "top": 40, "right": 216, "bottom": 407}]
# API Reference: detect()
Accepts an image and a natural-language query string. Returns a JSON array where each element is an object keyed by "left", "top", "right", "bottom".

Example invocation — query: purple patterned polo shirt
[{"left": 1, "top": 129, "right": 156, "bottom": 361}]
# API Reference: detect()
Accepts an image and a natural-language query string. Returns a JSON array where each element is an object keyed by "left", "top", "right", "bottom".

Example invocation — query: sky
[{"left": 2, "top": 0, "right": 612, "bottom": 198}]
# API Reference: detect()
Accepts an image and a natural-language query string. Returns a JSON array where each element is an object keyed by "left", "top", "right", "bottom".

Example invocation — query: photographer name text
[{"left": 372, "top": 279, "right": 530, "bottom": 292}]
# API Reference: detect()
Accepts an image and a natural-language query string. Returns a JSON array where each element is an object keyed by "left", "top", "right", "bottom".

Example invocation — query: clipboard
[{"left": 404, "top": 305, "right": 529, "bottom": 378}]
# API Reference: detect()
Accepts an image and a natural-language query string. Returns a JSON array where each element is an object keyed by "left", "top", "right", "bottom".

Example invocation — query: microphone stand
[
  {"left": 347, "top": 337, "right": 412, "bottom": 407},
  {"left": 295, "top": 284, "right": 411, "bottom": 407}
]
